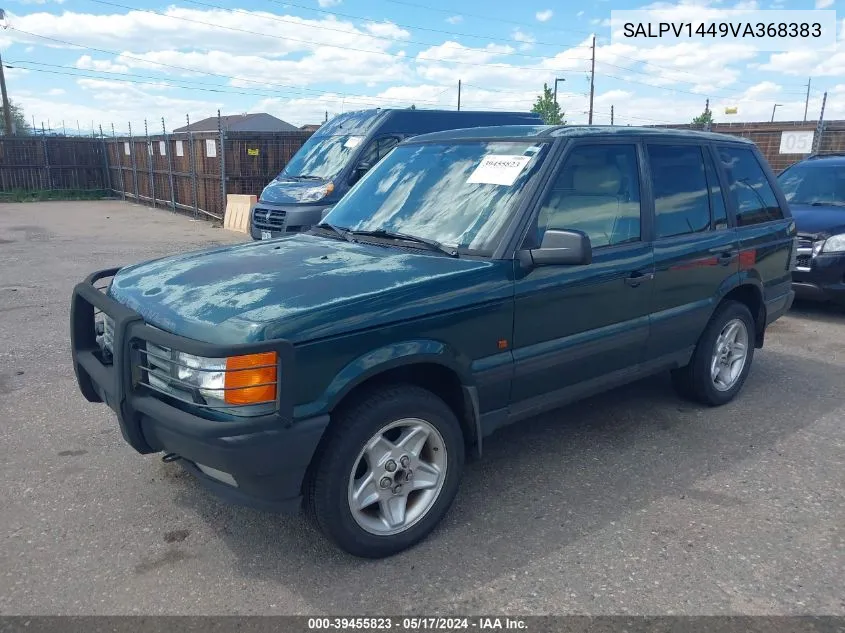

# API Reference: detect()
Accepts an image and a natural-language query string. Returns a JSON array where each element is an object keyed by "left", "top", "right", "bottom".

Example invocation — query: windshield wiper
[
  {"left": 348, "top": 229, "right": 459, "bottom": 257},
  {"left": 315, "top": 222, "right": 355, "bottom": 242}
]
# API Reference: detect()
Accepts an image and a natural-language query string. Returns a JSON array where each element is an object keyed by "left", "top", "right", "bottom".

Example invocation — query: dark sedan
[{"left": 778, "top": 154, "right": 845, "bottom": 306}]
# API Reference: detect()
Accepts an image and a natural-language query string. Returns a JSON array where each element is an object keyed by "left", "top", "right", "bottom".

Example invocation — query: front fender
[{"left": 294, "top": 339, "right": 473, "bottom": 419}]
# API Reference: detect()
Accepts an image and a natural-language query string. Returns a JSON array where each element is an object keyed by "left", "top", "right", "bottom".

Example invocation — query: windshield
[
  {"left": 279, "top": 134, "right": 365, "bottom": 181},
  {"left": 321, "top": 140, "right": 549, "bottom": 254},
  {"left": 778, "top": 162, "right": 845, "bottom": 207}
]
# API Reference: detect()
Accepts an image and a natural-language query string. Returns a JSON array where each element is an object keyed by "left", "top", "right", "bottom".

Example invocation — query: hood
[
  {"left": 789, "top": 203, "right": 845, "bottom": 238},
  {"left": 258, "top": 177, "right": 336, "bottom": 205},
  {"left": 107, "top": 233, "right": 505, "bottom": 345}
]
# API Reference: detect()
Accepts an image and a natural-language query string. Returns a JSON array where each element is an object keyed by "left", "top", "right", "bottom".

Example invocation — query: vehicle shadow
[
  {"left": 787, "top": 299, "right": 845, "bottom": 324},
  {"left": 164, "top": 348, "right": 843, "bottom": 613}
]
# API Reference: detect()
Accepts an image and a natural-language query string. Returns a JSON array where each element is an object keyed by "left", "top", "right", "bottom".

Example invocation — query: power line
[
  {"left": 85, "top": 2, "right": 816, "bottom": 100},
  {"left": 87, "top": 0, "right": 579, "bottom": 73},
  {"left": 384, "top": 0, "right": 596, "bottom": 38},
  {"left": 261, "top": 0, "right": 593, "bottom": 52},
  {"left": 6, "top": 27, "right": 474, "bottom": 106},
  {"left": 6, "top": 61, "right": 455, "bottom": 107}
]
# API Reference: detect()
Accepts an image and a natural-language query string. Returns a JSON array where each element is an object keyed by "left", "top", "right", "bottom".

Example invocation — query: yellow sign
[
  {"left": 247, "top": 148, "right": 259, "bottom": 156},
  {"left": 725, "top": 107, "right": 738, "bottom": 114}
]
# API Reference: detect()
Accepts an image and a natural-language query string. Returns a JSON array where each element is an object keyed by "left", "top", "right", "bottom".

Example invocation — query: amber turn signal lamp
[{"left": 224, "top": 351, "right": 278, "bottom": 405}]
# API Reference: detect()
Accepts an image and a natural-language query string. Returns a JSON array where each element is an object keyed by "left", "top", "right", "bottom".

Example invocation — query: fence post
[
  {"left": 145, "top": 118, "right": 156, "bottom": 208},
  {"left": 112, "top": 123, "right": 126, "bottom": 202},
  {"left": 41, "top": 123, "right": 52, "bottom": 191},
  {"left": 187, "top": 114, "right": 199, "bottom": 219},
  {"left": 218, "top": 109, "right": 227, "bottom": 218},
  {"left": 128, "top": 122, "right": 139, "bottom": 204},
  {"left": 162, "top": 117, "right": 176, "bottom": 213},
  {"left": 99, "top": 124, "right": 111, "bottom": 194}
]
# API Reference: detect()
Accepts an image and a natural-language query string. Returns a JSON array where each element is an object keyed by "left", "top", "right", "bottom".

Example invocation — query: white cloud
[
  {"left": 5, "top": 1, "right": 844, "bottom": 134},
  {"left": 815, "top": 0, "right": 833, "bottom": 7},
  {"left": 591, "top": 18, "right": 611, "bottom": 27},
  {"left": 445, "top": 15, "right": 462, "bottom": 24},
  {"left": 576, "top": 11, "right": 585, "bottom": 17},
  {"left": 317, "top": 0, "right": 341, "bottom": 7},
  {"left": 16, "top": 0, "right": 65, "bottom": 4},
  {"left": 512, "top": 29, "right": 536, "bottom": 50},
  {"left": 535, "top": 9, "right": 553, "bottom": 22},
  {"left": 75, "top": 55, "right": 129, "bottom": 74},
  {"left": 46, "top": 88, "right": 65, "bottom": 96}
]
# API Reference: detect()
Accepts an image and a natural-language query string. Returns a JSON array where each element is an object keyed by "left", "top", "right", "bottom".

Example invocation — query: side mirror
[
  {"left": 350, "top": 162, "right": 372, "bottom": 184},
  {"left": 520, "top": 229, "right": 592, "bottom": 268}
]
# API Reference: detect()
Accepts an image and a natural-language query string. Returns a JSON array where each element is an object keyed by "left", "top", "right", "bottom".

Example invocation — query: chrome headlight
[
  {"left": 155, "top": 349, "right": 278, "bottom": 409},
  {"left": 821, "top": 233, "right": 845, "bottom": 254},
  {"left": 176, "top": 352, "right": 227, "bottom": 403},
  {"left": 298, "top": 183, "right": 334, "bottom": 203}
]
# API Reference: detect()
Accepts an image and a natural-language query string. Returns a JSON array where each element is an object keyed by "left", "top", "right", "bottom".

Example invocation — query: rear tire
[
  {"left": 308, "top": 384, "right": 465, "bottom": 559},
  {"left": 671, "top": 300, "right": 756, "bottom": 407}
]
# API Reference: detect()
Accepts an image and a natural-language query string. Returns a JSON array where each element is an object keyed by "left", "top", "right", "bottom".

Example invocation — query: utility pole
[
  {"left": 588, "top": 35, "right": 596, "bottom": 125},
  {"left": 611, "top": 105, "right": 614, "bottom": 125},
  {"left": 0, "top": 51, "right": 14, "bottom": 136},
  {"left": 553, "top": 77, "right": 565, "bottom": 122},
  {"left": 704, "top": 98, "right": 711, "bottom": 132},
  {"left": 812, "top": 91, "right": 827, "bottom": 154},
  {"left": 457, "top": 79, "right": 461, "bottom": 111},
  {"left": 803, "top": 77, "right": 811, "bottom": 123}
]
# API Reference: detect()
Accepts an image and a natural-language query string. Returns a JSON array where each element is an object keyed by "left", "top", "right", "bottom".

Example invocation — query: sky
[{"left": 0, "top": 0, "right": 842, "bottom": 134}]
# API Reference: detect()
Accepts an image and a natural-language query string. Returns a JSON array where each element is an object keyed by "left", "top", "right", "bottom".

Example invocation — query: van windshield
[
  {"left": 778, "top": 162, "right": 845, "bottom": 207},
  {"left": 278, "top": 134, "right": 365, "bottom": 181},
  {"left": 321, "top": 140, "right": 549, "bottom": 254}
]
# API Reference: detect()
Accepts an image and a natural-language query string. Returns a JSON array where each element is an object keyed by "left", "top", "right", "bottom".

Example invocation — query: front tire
[
  {"left": 671, "top": 300, "right": 756, "bottom": 407},
  {"left": 308, "top": 384, "right": 465, "bottom": 559}
]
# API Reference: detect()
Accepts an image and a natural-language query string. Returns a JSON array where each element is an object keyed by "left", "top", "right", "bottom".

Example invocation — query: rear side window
[
  {"left": 647, "top": 144, "right": 710, "bottom": 239},
  {"left": 716, "top": 146, "right": 784, "bottom": 226}
]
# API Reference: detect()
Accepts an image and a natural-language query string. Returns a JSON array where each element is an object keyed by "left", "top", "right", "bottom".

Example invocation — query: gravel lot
[{"left": 1, "top": 201, "right": 843, "bottom": 616}]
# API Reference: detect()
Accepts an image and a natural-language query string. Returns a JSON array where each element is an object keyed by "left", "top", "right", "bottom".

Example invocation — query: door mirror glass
[{"left": 525, "top": 229, "right": 592, "bottom": 266}]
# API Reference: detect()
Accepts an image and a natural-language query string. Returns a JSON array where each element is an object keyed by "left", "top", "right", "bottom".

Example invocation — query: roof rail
[{"left": 807, "top": 152, "right": 845, "bottom": 159}]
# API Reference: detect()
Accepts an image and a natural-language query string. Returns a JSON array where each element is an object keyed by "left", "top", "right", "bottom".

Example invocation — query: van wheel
[
  {"left": 308, "top": 385, "right": 465, "bottom": 558},
  {"left": 671, "top": 300, "right": 756, "bottom": 407}
]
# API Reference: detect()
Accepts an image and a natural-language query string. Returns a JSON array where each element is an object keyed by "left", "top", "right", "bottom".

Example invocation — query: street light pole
[{"left": 771, "top": 103, "right": 782, "bottom": 122}]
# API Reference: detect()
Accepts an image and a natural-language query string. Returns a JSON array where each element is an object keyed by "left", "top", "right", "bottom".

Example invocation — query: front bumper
[
  {"left": 249, "top": 202, "right": 333, "bottom": 240},
  {"left": 70, "top": 268, "right": 329, "bottom": 512},
  {"left": 791, "top": 251, "right": 845, "bottom": 304}
]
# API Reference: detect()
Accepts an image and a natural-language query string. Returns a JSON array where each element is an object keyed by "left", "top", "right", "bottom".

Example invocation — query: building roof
[{"left": 173, "top": 113, "right": 300, "bottom": 133}]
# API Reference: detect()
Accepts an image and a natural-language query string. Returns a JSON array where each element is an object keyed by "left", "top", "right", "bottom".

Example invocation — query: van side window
[
  {"left": 703, "top": 149, "right": 728, "bottom": 229},
  {"left": 716, "top": 146, "right": 784, "bottom": 226},
  {"left": 358, "top": 137, "right": 401, "bottom": 167},
  {"left": 536, "top": 144, "right": 642, "bottom": 249},
  {"left": 647, "top": 144, "right": 710, "bottom": 239}
]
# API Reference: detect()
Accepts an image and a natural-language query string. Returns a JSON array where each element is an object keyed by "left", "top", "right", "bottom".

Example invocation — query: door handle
[
  {"left": 624, "top": 271, "right": 654, "bottom": 287},
  {"left": 717, "top": 251, "right": 738, "bottom": 266}
]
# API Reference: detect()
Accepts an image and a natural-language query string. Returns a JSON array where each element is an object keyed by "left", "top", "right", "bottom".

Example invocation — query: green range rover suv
[{"left": 71, "top": 125, "right": 797, "bottom": 558}]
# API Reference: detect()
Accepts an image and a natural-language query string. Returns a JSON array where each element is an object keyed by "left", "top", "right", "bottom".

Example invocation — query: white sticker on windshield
[
  {"left": 343, "top": 136, "right": 364, "bottom": 149},
  {"left": 467, "top": 155, "right": 532, "bottom": 186}
]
